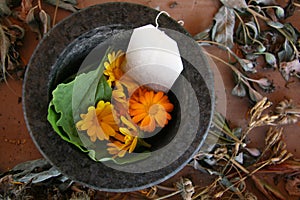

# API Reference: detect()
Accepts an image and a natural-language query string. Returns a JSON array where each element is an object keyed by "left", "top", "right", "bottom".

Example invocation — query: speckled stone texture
[{"left": 23, "top": 2, "right": 214, "bottom": 192}]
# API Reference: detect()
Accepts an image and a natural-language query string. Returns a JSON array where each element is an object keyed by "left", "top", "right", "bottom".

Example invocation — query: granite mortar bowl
[{"left": 23, "top": 2, "right": 214, "bottom": 191}]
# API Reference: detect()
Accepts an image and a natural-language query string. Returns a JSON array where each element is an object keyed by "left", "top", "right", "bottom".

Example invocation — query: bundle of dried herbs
[
  {"left": 0, "top": 0, "right": 78, "bottom": 82},
  {"left": 196, "top": 0, "right": 300, "bottom": 102}
]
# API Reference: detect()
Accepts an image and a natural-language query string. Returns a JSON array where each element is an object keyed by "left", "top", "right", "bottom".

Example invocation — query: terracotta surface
[{"left": 0, "top": 0, "right": 300, "bottom": 198}]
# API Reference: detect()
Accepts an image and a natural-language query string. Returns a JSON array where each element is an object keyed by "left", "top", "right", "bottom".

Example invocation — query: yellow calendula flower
[
  {"left": 76, "top": 101, "right": 119, "bottom": 142},
  {"left": 103, "top": 50, "right": 126, "bottom": 86},
  {"left": 129, "top": 89, "right": 174, "bottom": 132},
  {"left": 107, "top": 116, "right": 138, "bottom": 158}
]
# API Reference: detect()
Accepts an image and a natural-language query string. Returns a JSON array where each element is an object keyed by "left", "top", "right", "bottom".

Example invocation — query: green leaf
[
  {"left": 48, "top": 82, "right": 87, "bottom": 152},
  {"left": 72, "top": 51, "right": 111, "bottom": 122},
  {"left": 95, "top": 75, "right": 112, "bottom": 103},
  {"left": 48, "top": 50, "right": 111, "bottom": 154},
  {"left": 114, "top": 152, "right": 151, "bottom": 164},
  {"left": 89, "top": 149, "right": 151, "bottom": 164},
  {"left": 212, "top": 6, "right": 235, "bottom": 48}
]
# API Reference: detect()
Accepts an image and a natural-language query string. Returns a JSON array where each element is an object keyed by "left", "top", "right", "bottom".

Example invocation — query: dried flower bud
[
  {"left": 255, "top": 78, "right": 274, "bottom": 92},
  {"left": 232, "top": 82, "right": 246, "bottom": 97},
  {"left": 248, "top": 88, "right": 263, "bottom": 103},
  {"left": 214, "top": 147, "right": 227, "bottom": 160},
  {"left": 176, "top": 178, "right": 195, "bottom": 200},
  {"left": 239, "top": 59, "right": 257, "bottom": 73},
  {"left": 275, "top": 99, "right": 300, "bottom": 125},
  {"left": 264, "top": 52, "right": 277, "bottom": 68}
]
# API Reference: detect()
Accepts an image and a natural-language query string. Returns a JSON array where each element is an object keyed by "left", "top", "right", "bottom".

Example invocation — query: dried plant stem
[
  {"left": 217, "top": 160, "right": 272, "bottom": 196},
  {"left": 293, "top": 2, "right": 300, "bottom": 7},
  {"left": 192, "top": 177, "right": 221, "bottom": 200},
  {"left": 208, "top": 130, "right": 234, "bottom": 143},
  {"left": 225, "top": 155, "right": 250, "bottom": 174},
  {"left": 211, "top": 120, "right": 243, "bottom": 145},
  {"left": 154, "top": 190, "right": 181, "bottom": 200},
  {"left": 203, "top": 51, "right": 241, "bottom": 77},
  {"left": 156, "top": 185, "right": 177, "bottom": 192},
  {"left": 38, "top": 0, "right": 42, "bottom": 10},
  {"left": 204, "top": 51, "right": 258, "bottom": 103},
  {"left": 233, "top": 9, "right": 264, "bottom": 47},
  {"left": 52, "top": 0, "right": 59, "bottom": 26}
]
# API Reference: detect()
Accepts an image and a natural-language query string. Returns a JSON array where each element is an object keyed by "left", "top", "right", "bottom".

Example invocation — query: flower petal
[
  {"left": 129, "top": 137, "right": 138, "bottom": 153},
  {"left": 132, "top": 113, "right": 148, "bottom": 124}
]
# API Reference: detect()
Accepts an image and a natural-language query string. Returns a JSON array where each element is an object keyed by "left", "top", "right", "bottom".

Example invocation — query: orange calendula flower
[
  {"left": 103, "top": 50, "right": 126, "bottom": 86},
  {"left": 129, "top": 88, "right": 174, "bottom": 132},
  {"left": 107, "top": 116, "right": 138, "bottom": 158},
  {"left": 76, "top": 101, "right": 119, "bottom": 142}
]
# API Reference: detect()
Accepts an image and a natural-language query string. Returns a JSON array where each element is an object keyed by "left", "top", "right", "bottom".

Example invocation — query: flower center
[{"left": 148, "top": 104, "right": 160, "bottom": 115}]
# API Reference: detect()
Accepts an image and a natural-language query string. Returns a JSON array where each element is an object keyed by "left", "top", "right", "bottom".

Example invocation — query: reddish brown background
[{"left": 0, "top": 0, "right": 300, "bottom": 198}]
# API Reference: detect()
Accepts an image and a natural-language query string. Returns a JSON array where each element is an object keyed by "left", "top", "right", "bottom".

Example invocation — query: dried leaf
[
  {"left": 267, "top": 21, "right": 284, "bottom": 29},
  {"left": 63, "top": 0, "right": 77, "bottom": 4},
  {"left": 21, "top": 0, "right": 32, "bottom": 17},
  {"left": 44, "top": 0, "right": 78, "bottom": 12},
  {"left": 235, "top": 152, "right": 244, "bottom": 164},
  {"left": 14, "top": 167, "right": 61, "bottom": 184},
  {"left": 0, "top": 24, "right": 10, "bottom": 80},
  {"left": 211, "top": 6, "right": 235, "bottom": 48},
  {"left": 232, "top": 127, "right": 242, "bottom": 138},
  {"left": 257, "top": 44, "right": 266, "bottom": 53},
  {"left": 283, "top": 23, "right": 299, "bottom": 43},
  {"left": 220, "top": 0, "right": 247, "bottom": 10},
  {"left": 252, "top": 175, "right": 287, "bottom": 200},
  {"left": 279, "top": 59, "right": 300, "bottom": 81},
  {"left": 0, "top": 0, "right": 11, "bottom": 16},
  {"left": 11, "top": 159, "right": 50, "bottom": 173},
  {"left": 245, "top": 21, "right": 259, "bottom": 39},
  {"left": 25, "top": 6, "right": 41, "bottom": 39},
  {"left": 278, "top": 39, "right": 294, "bottom": 62},
  {"left": 251, "top": 0, "right": 277, "bottom": 5},
  {"left": 248, "top": 87, "right": 263, "bottom": 102},
  {"left": 39, "top": 9, "right": 51, "bottom": 35},
  {"left": 194, "top": 27, "right": 212, "bottom": 41},
  {"left": 264, "top": 52, "right": 277, "bottom": 68}
]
